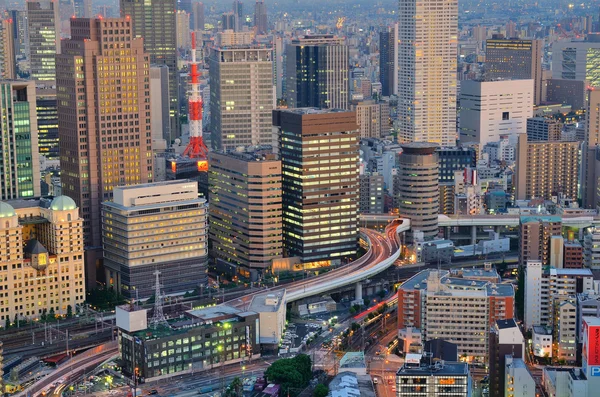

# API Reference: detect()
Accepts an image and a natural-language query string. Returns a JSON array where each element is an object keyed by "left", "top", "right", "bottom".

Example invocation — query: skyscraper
[
  {"left": 396, "top": 142, "right": 439, "bottom": 243},
  {"left": 121, "top": 0, "right": 179, "bottom": 140},
  {"left": 526, "top": 117, "right": 562, "bottom": 141},
  {"left": 0, "top": 81, "right": 41, "bottom": 200},
  {"left": 36, "top": 86, "right": 59, "bottom": 161},
  {"left": 233, "top": 0, "right": 243, "bottom": 31},
  {"left": 74, "top": 0, "right": 92, "bottom": 18},
  {"left": 9, "top": 10, "right": 29, "bottom": 59},
  {"left": 209, "top": 40, "right": 274, "bottom": 150},
  {"left": 253, "top": 0, "right": 267, "bottom": 34},
  {"left": 285, "top": 35, "right": 349, "bottom": 110},
  {"left": 582, "top": 89, "right": 600, "bottom": 208},
  {"left": 0, "top": 19, "right": 15, "bottom": 79},
  {"left": 26, "top": 0, "right": 60, "bottom": 81},
  {"left": 397, "top": 0, "right": 458, "bottom": 146},
  {"left": 485, "top": 39, "right": 544, "bottom": 105},
  {"left": 379, "top": 24, "right": 397, "bottom": 97},
  {"left": 552, "top": 39, "right": 600, "bottom": 88},
  {"left": 191, "top": 1, "right": 204, "bottom": 30},
  {"left": 519, "top": 216, "right": 562, "bottom": 265},
  {"left": 273, "top": 108, "right": 359, "bottom": 265},
  {"left": 221, "top": 12, "right": 236, "bottom": 31},
  {"left": 57, "top": 18, "right": 152, "bottom": 286},
  {"left": 175, "top": 10, "right": 190, "bottom": 49}
]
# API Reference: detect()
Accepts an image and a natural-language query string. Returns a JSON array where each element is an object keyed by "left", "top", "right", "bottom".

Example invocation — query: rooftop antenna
[{"left": 150, "top": 270, "right": 169, "bottom": 329}]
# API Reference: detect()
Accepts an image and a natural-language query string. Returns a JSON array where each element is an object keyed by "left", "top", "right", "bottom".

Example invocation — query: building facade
[
  {"left": 209, "top": 43, "right": 274, "bottom": 150},
  {"left": 191, "top": 1, "right": 204, "bottom": 31},
  {"left": 102, "top": 181, "right": 208, "bottom": 299},
  {"left": 274, "top": 108, "right": 359, "bottom": 265},
  {"left": 526, "top": 117, "right": 562, "bottom": 142},
  {"left": 515, "top": 134, "right": 579, "bottom": 201},
  {"left": 352, "top": 100, "right": 389, "bottom": 138},
  {"left": 485, "top": 38, "right": 544, "bottom": 105},
  {"left": 208, "top": 150, "right": 282, "bottom": 271},
  {"left": 552, "top": 40, "right": 600, "bottom": 88},
  {"left": 459, "top": 79, "right": 533, "bottom": 148},
  {"left": 0, "top": 81, "right": 41, "bottom": 201},
  {"left": 519, "top": 216, "right": 562, "bottom": 265},
  {"left": 0, "top": 19, "right": 15, "bottom": 79},
  {"left": 397, "top": 0, "right": 457, "bottom": 146},
  {"left": 379, "top": 24, "right": 397, "bottom": 97},
  {"left": 36, "top": 87, "right": 59, "bottom": 161},
  {"left": 396, "top": 360, "right": 470, "bottom": 397},
  {"left": 0, "top": 196, "right": 85, "bottom": 322},
  {"left": 396, "top": 143, "right": 439, "bottom": 242},
  {"left": 26, "top": 0, "right": 60, "bottom": 81},
  {"left": 359, "top": 173, "right": 384, "bottom": 214},
  {"left": 285, "top": 35, "right": 349, "bottom": 110},
  {"left": 253, "top": 0, "right": 267, "bottom": 34}
]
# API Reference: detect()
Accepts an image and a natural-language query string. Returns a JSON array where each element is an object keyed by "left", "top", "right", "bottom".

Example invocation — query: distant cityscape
[{"left": 0, "top": 0, "right": 600, "bottom": 397}]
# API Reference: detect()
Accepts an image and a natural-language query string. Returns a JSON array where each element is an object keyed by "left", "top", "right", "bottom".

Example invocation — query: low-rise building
[
  {"left": 489, "top": 319, "right": 526, "bottom": 397},
  {"left": 505, "top": 355, "right": 536, "bottom": 397},
  {"left": 554, "top": 298, "right": 577, "bottom": 362},
  {"left": 396, "top": 358, "right": 470, "bottom": 396},
  {"left": 584, "top": 227, "right": 600, "bottom": 270},
  {"left": 532, "top": 325, "right": 553, "bottom": 359},
  {"left": 248, "top": 291, "right": 286, "bottom": 347}
]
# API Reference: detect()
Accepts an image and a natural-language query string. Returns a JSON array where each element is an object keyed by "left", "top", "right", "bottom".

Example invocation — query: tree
[
  {"left": 41, "top": 308, "right": 47, "bottom": 322},
  {"left": 48, "top": 307, "right": 56, "bottom": 320},
  {"left": 313, "top": 384, "right": 328, "bottom": 397},
  {"left": 363, "top": 298, "right": 370, "bottom": 307},
  {"left": 5, "top": 317, "right": 9, "bottom": 328},
  {"left": 265, "top": 354, "right": 312, "bottom": 397},
  {"left": 349, "top": 306, "right": 356, "bottom": 315},
  {"left": 227, "top": 377, "right": 242, "bottom": 396},
  {"left": 351, "top": 322, "right": 361, "bottom": 332},
  {"left": 66, "top": 305, "right": 73, "bottom": 318}
]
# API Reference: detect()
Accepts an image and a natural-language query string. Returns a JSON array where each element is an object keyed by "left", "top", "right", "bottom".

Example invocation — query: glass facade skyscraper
[{"left": 26, "top": 0, "right": 60, "bottom": 81}]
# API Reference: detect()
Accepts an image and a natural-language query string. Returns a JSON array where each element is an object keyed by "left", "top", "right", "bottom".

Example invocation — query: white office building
[
  {"left": 397, "top": 0, "right": 458, "bottom": 146},
  {"left": 459, "top": 79, "right": 533, "bottom": 148},
  {"left": 505, "top": 355, "right": 536, "bottom": 397}
]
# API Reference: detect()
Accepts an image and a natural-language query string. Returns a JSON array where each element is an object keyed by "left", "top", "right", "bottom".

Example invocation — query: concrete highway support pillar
[
  {"left": 355, "top": 282, "right": 363, "bottom": 302},
  {"left": 444, "top": 226, "right": 450, "bottom": 240},
  {"left": 471, "top": 225, "right": 477, "bottom": 245},
  {"left": 494, "top": 225, "right": 500, "bottom": 234}
]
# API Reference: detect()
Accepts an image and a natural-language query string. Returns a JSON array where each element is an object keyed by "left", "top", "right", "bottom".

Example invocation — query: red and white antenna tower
[{"left": 183, "top": 31, "right": 208, "bottom": 159}]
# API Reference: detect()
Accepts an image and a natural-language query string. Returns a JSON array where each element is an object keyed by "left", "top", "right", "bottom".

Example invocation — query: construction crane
[
  {"left": 336, "top": 17, "right": 345, "bottom": 30},
  {"left": 182, "top": 31, "right": 208, "bottom": 160}
]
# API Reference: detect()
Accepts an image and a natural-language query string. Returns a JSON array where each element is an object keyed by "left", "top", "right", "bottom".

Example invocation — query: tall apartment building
[
  {"left": 102, "top": 181, "right": 207, "bottom": 299},
  {"left": 582, "top": 89, "right": 600, "bottom": 208},
  {"left": 359, "top": 173, "right": 384, "bottom": 214},
  {"left": 209, "top": 42, "right": 274, "bottom": 150},
  {"left": 524, "top": 260, "right": 593, "bottom": 330},
  {"left": 175, "top": 10, "right": 190, "bottom": 49},
  {"left": 379, "top": 24, "right": 397, "bottom": 97},
  {"left": 526, "top": 117, "right": 562, "bottom": 141},
  {"left": 396, "top": 143, "right": 439, "bottom": 242},
  {"left": 208, "top": 150, "right": 283, "bottom": 271},
  {"left": 26, "top": 0, "right": 60, "bottom": 81},
  {"left": 554, "top": 298, "right": 577, "bottom": 362},
  {"left": 519, "top": 216, "right": 562, "bottom": 265},
  {"left": 397, "top": 0, "right": 457, "bottom": 146},
  {"left": 121, "top": 0, "right": 178, "bottom": 140},
  {"left": 253, "top": 0, "right": 267, "bottom": 34},
  {"left": 459, "top": 79, "right": 533, "bottom": 148},
  {"left": 0, "top": 81, "right": 41, "bottom": 200},
  {"left": 584, "top": 227, "right": 600, "bottom": 269},
  {"left": 0, "top": 196, "right": 85, "bottom": 322},
  {"left": 397, "top": 269, "right": 514, "bottom": 363},
  {"left": 285, "top": 35, "right": 349, "bottom": 110},
  {"left": 514, "top": 134, "right": 579, "bottom": 201},
  {"left": 351, "top": 99, "right": 390, "bottom": 138},
  {"left": 0, "top": 19, "right": 15, "bottom": 79},
  {"left": 485, "top": 39, "right": 544, "bottom": 105},
  {"left": 273, "top": 108, "right": 359, "bottom": 265},
  {"left": 489, "top": 319, "right": 526, "bottom": 397},
  {"left": 552, "top": 39, "right": 600, "bottom": 88},
  {"left": 191, "top": 1, "right": 204, "bottom": 30},
  {"left": 36, "top": 86, "right": 59, "bottom": 161},
  {"left": 504, "top": 356, "right": 536, "bottom": 397},
  {"left": 57, "top": 18, "right": 153, "bottom": 287}
]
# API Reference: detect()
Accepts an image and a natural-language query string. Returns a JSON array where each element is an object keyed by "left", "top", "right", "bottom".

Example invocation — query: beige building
[
  {"left": 582, "top": 89, "right": 600, "bottom": 208},
  {"left": 0, "top": 196, "right": 85, "bottom": 323},
  {"left": 208, "top": 150, "right": 282, "bottom": 271},
  {"left": 209, "top": 44, "right": 274, "bottom": 150},
  {"left": 102, "top": 181, "right": 208, "bottom": 299},
  {"left": 519, "top": 216, "right": 562, "bottom": 266},
  {"left": 351, "top": 100, "right": 390, "bottom": 138},
  {"left": 58, "top": 18, "right": 153, "bottom": 287},
  {"left": 515, "top": 134, "right": 579, "bottom": 201},
  {"left": 249, "top": 290, "right": 287, "bottom": 346},
  {"left": 175, "top": 10, "right": 190, "bottom": 49},
  {"left": 216, "top": 30, "right": 253, "bottom": 46},
  {"left": 0, "top": 19, "right": 15, "bottom": 79}
]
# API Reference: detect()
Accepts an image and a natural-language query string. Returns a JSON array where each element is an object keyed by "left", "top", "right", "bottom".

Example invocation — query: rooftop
[
  {"left": 533, "top": 325, "right": 553, "bottom": 335},
  {"left": 249, "top": 290, "right": 286, "bottom": 313},
  {"left": 583, "top": 316, "right": 600, "bottom": 326},
  {"left": 520, "top": 215, "right": 562, "bottom": 223},
  {"left": 280, "top": 107, "right": 351, "bottom": 115},
  {"left": 339, "top": 352, "right": 366, "bottom": 369},
  {"left": 496, "top": 319, "right": 518, "bottom": 330},
  {"left": 400, "top": 269, "right": 513, "bottom": 297},
  {"left": 548, "top": 268, "right": 593, "bottom": 277},
  {"left": 397, "top": 362, "right": 468, "bottom": 376}
]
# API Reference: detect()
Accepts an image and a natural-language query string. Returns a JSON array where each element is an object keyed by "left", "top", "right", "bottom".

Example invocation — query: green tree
[
  {"left": 227, "top": 377, "right": 242, "bottom": 396},
  {"left": 313, "top": 384, "right": 328, "bottom": 397},
  {"left": 41, "top": 308, "right": 47, "bottom": 322},
  {"left": 66, "top": 305, "right": 73, "bottom": 318},
  {"left": 5, "top": 317, "right": 10, "bottom": 328},
  {"left": 265, "top": 354, "right": 312, "bottom": 397},
  {"left": 48, "top": 307, "right": 55, "bottom": 319},
  {"left": 351, "top": 322, "right": 360, "bottom": 332},
  {"left": 363, "top": 298, "right": 370, "bottom": 307},
  {"left": 349, "top": 306, "right": 356, "bottom": 315}
]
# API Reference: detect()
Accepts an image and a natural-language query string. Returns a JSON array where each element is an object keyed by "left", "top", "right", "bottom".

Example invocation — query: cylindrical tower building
[{"left": 397, "top": 142, "right": 440, "bottom": 243}]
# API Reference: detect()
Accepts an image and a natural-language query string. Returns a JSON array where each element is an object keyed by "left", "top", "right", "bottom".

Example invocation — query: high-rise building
[
  {"left": 584, "top": 227, "right": 600, "bottom": 270},
  {"left": 74, "top": 0, "right": 92, "bottom": 18},
  {"left": 9, "top": 10, "right": 29, "bottom": 60},
  {"left": 504, "top": 356, "right": 536, "bottom": 397},
  {"left": 437, "top": 147, "right": 476, "bottom": 183},
  {"left": 379, "top": 24, "right": 397, "bottom": 97},
  {"left": 485, "top": 39, "right": 544, "bottom": 105},
  {"left": 221, "top": 12, "right": 236, "bottom": 30},
  {"left": 546, "top": 78, "right": 588, "bottom": 110},
  {"left": 526, "top": 117, "right": 562, "bottom": 141},
  {"left": 26, "top": 0, "right": 60, "bottom": 81},
  {"left": 459, "top": 79, "right": 533, "bottom": 148},
  {"left": 102, "top": 181, "right": 207, "bottom": 299},
  {"left": 178, "top": 0, "right": 191, "bottom": 12},
  {"left": 121, "top": 0, "right": 179, "bottom": 140},
  {"left": 57, "top": 18, "right": 153, "bottom": 287},
  {"left": 351, "top": 99, "right": 390, "bottom": 138},
  {"left": 582, "top": 89, "right": 600, "bottom": 208},
  {"left": 209, "top": 41, "right": 274, "bottom": 150},
  {"left": 0, "top": 19, "right": 15, "bottom": 79},
  {"left": 191, "top": 1, "right": 204, "bottom": 30},
  {"left": 285, "top": 35, "right": 349, "bottom": 110},
  {"left": 150, "top": 65, "right": 171, "bottom": 143},
  {"left": 359, "top": 173, "right": 384, "bottom": 214},
  {"left": 273, "top": 108, "right": 359, "bottom": 265},
  {"left": 253, "top": 0, "right": 267, "bottom": 34},
  {"left": 208, "top": 150, "right": 282, "bottom": 272},
  {"left": 397, "top": 269, "right": 514, "bottom": 362},
  {"left": 36, "top": 86, "right": 59, "bottom": 161},
  {"left": 519, "top": 216, "right": 562, "bottom": 266},
  {"left": 233, "top": 0, "right": 243, "bottom": 31},
  {"left": 0, "top": 196, "right": 85, "bottom": 322},
  {"left": 552, "top": 39, "right": 600, "bottom": 88},
  {"left": 514, "top": 134, "right": 579, "bottom": 201},
  {"left": 396, "top": 142, "right": 439, "bottom": 243},
  {"left": 0, "top": 81, "right": 41, "bottom": 200},
  {"left": 488, "top": 319, "right": 526, "bottom": 397},
  {"left": 397, "top": 0, "right": 457, "bottom": 146},
  {"left": 175, "top": 10, "right": 190, "bottom": 49}
]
